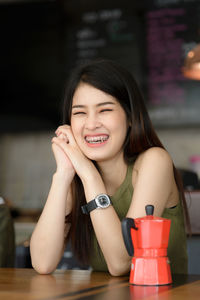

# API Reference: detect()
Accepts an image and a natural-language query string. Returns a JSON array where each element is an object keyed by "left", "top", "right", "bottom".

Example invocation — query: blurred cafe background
[{"left": 0, "top": 0, "right": 200, "bottom": 273}]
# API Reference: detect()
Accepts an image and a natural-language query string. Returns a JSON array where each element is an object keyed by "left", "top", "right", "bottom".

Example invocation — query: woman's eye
[
  {"left": 72, "top": 111, "right": 86, "bottom": 115},
  {"left": 100, "top": 109, "right": 113, "bottom": 113}
]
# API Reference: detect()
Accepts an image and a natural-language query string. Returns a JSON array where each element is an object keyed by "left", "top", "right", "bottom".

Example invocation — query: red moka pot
[{"left": 122, "top": 205, "right": 172, "bottom": 286}]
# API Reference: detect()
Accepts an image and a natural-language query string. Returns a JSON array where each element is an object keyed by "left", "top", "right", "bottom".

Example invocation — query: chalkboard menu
[
  {"left": 144, "top": 1, "right": 200, "bottom": 127},
  {"left": 62, "top": 4, "right": 144, "bottom": 84}
]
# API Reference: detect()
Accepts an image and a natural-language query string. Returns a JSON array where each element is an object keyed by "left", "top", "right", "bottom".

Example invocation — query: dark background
[{"left": 1, "top": 0, "right": 200, "bottom": 132}]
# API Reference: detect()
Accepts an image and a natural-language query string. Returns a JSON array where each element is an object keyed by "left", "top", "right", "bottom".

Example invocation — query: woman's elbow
[
  {"left": 31, "top": 259, "right": 56, "bottom": 275},
  {"left": 107, "top": 260, "right": 131, "bottom": 277}
]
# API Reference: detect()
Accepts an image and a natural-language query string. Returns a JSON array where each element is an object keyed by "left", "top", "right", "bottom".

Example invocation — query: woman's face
[{"left": 70, "top": 83, "right": 129, "bottom": 163}]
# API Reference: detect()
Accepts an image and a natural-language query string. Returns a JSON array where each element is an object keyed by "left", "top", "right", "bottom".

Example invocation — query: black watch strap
[
  {"left": 81, "top": 194, "right": 112, "bottom": 215},
  {"left": 81, "top": 200, "right": 97, "bottom": 215}
]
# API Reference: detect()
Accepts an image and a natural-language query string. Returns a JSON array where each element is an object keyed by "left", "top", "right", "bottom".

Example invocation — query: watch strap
[{"left": 81, "top": 199, "right": 97, "bottom": 215}]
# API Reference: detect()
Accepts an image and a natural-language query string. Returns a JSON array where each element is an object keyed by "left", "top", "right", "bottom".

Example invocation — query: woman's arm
[
  {"left": 52, "top": 126, "right": 131, "bottom": 276},
  {"left": 127, "top": 147, "right": 177, "bottom": 218},
  {"left": 82, "top": 173, "right": 132, "bottom": 276},
  {"left": 30, "top": 136, "right": 75, "bottom": 274}
]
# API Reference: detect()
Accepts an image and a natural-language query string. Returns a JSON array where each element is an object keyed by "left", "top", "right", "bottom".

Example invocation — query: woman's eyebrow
[
  {"left": 72, "top": 102, "right": 115, "bottom": 109},
  {"left": 97, "top": 101, "right": 115, "bottom": 107},
  {"left": 72, "top": 105, "right": 85, "bottom": 109}
]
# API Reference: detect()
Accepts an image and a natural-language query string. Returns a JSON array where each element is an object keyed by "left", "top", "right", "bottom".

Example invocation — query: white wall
[
  {"left": 0, "top": 132, "right": 55, "bottom": 209},
  {"left": 157, "top": 128, "right": 200, "bottom": 169},
  {"left": 0, "top": 128, "right": 199, "bottom": 209}
]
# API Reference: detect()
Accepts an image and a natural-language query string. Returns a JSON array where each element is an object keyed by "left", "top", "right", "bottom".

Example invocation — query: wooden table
[{"left": 0, "top": 268, "right": 200, "bottom": 300}]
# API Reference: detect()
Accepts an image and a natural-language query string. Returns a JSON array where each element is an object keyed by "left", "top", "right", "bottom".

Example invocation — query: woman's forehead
[{"left": 72, "top": 83, "right": 118, "bottom": 106}]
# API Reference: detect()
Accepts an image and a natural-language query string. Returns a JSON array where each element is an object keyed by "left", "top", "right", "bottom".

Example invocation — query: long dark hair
[{"left": 63, "top": 59, "right": 190, "bottom": 264}]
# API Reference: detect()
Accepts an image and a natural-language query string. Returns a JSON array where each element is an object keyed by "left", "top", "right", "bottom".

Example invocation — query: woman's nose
[{"left": 85, "top": 114, "right": 101, "bottom": 130}]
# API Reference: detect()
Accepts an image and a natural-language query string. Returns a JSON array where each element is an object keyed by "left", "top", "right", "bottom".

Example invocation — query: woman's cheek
[{"left": 71, "top": 126, "right": 83, "bottom": 147}]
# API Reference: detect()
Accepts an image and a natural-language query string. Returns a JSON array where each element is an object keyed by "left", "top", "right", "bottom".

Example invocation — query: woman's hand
[
  {"left": 52, "top": 125, "right": 98, "bottom": 182},
  {"left": 52, "top": 129, "right": 75, "bottom": 180}
]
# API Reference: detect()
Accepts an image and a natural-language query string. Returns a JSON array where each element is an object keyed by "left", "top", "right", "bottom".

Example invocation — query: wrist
[
  {"left": 53, "top": 171, "right": 74, "bottom": 185},
  {"left": 52, "top": 172, "right": 73, "bottom": 215},
  {"left": 81, "top": 194, "right": 112, "bottom": 214},
  {"left": 82, "top": 174, "right": 107, "bottom": 202}
]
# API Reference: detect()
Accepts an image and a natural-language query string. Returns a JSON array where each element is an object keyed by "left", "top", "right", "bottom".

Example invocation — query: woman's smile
[{"left": 84, "top": 134, "right": 109, "bottom": 147}]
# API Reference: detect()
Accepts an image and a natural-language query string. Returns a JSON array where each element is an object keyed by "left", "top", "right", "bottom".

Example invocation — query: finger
[
  {"left": 56, "top": 126, "right": 76, "bottom": 145},
  {"left": 53, "top": 131, "right": 69, "bottom": 143},
  {"left": 56, "top": 126, "right": 71, "bottom": 136},
  {"left": 52, "top": 137, "right": 77, "bottom": 168},
  {"left": 55, "top": 125, "right": 70, "bottom": 135},
  {"left": 57, "top": 133, "right": 69, "bottom": 143},
  {"left": 52, "top": 136, "right": 79, "bottom": 165},
  {"left": 52, "top": 137, "right": 70, "bottom": 150},
  {"left": 51, "top": 140, "right": 66, "bottom": 157}
]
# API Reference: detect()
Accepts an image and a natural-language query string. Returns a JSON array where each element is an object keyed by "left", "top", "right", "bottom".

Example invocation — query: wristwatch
[{"left": 81, "top": 194, "right": 112, "bottom": 215}]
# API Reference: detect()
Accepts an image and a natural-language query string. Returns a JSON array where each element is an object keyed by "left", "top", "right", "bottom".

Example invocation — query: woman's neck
[{"left": 96, "top": 154, "right": 128, "bottom": 196}]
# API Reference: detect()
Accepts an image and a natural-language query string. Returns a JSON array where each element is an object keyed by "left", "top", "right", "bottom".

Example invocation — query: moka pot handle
[{"left": 121, "top": 218, "right": 137, "bottom": 257}]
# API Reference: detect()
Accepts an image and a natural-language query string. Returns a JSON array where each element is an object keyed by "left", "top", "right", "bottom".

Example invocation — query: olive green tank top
[{"left": 90, "top": 164, "right": 188, "bottom": 274}]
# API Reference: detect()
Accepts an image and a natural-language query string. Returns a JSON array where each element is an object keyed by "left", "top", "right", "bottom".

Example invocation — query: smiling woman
[{"left": 30, "top": 59, "right": 189, "bottom": 276}]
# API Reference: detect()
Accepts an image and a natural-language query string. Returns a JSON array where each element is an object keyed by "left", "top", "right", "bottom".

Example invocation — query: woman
[{"left": 30, "top": 59, "right": 189, "bottom": 275}]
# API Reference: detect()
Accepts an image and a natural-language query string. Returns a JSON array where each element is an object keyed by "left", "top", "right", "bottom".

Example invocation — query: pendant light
[{"left": 182, "top": 44, "right": 200, "bottom": 80}]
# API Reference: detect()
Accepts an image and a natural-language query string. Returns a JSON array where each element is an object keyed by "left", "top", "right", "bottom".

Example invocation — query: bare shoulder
[
  {"left": 132, "top": 147, "right": 174, "bottom": 186},
  {"left": 135, "top": 147, "right": 173, "bottom": 171}
]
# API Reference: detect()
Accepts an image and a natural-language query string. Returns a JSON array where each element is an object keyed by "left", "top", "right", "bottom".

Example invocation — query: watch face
[{"left": 96, "top": 194, "right": 111, "bottom": 208}]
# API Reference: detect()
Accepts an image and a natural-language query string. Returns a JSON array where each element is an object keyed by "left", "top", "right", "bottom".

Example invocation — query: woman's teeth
[{"left": 85, "top": 135, "right": 109, "bottom": 144}]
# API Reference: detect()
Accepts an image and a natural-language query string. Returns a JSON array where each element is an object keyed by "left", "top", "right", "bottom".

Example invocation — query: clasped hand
[{"left": 52, "top": 125, "right": 97, "bottom": 182}]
